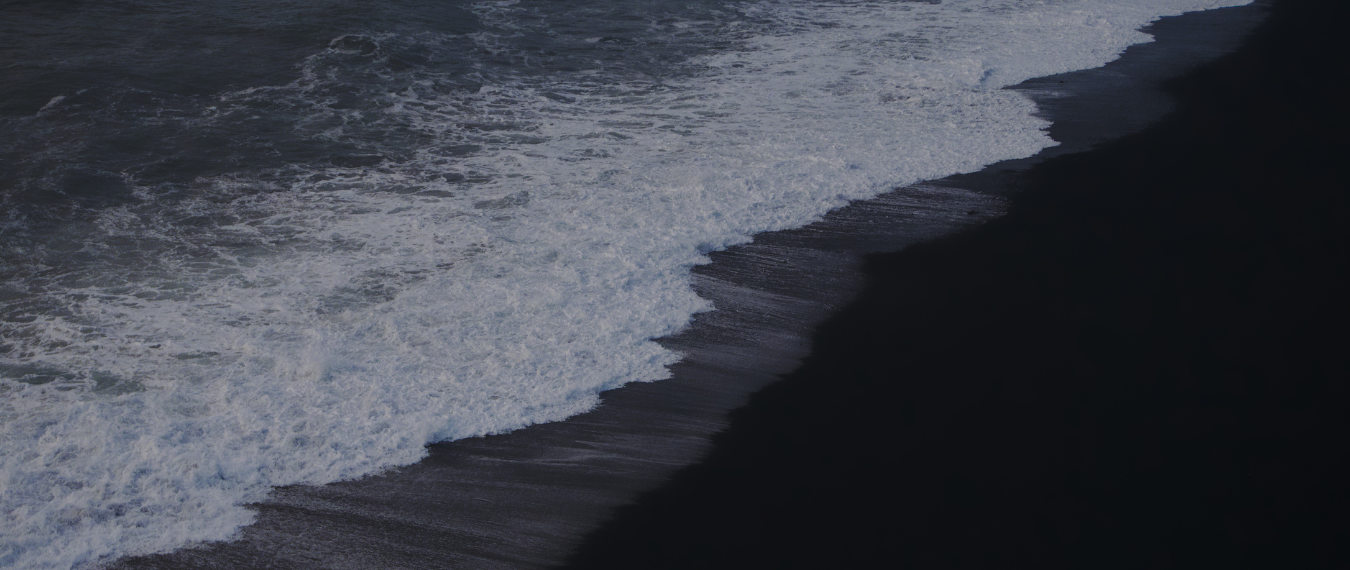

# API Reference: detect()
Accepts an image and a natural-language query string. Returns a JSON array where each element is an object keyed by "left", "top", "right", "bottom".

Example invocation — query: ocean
[{"left": 1, "top": 1, "right": 1252, "bottom": 568}]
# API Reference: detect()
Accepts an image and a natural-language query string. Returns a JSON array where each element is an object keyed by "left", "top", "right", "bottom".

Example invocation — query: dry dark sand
[
  {"left": 562, "top": 0, "right": 1348, "bottom": 568},
  {"left": 108, "top": 1, "right": 1335, "bottom": 568}
]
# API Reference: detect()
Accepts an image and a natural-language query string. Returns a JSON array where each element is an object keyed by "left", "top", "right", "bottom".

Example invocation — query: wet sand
[{"left": 562, "top": 1, "right": 1347, "bottom": 567}]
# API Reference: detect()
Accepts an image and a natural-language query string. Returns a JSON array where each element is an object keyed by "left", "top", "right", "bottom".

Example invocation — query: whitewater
[{"left": 0, "top": 1, "right": 1250, "bottom": 568}]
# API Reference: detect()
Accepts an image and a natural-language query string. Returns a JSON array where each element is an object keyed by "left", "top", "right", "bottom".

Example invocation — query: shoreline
[
  {"left": 108, "top": 3, "right": 1277, "bottom": 568},
  {"left": 563, "top": 0, "right": 1347, "bottom": 567}
]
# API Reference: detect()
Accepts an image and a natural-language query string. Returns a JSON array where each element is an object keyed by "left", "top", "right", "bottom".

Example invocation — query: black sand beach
[
  {"left": 561, "top": 0, "right": 1348, "bottom": 568},
  {"left": 106, "top": 1, "right": 1345, "bottom": 568}
]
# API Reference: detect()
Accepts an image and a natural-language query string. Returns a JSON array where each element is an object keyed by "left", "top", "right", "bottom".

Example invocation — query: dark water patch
[
  {"left": 329, "top": 35, "right": 380, "bottom": 56},
  {"left": 474, "top": 191, "right": 530, "bottom": 210},
  {"left": 0, "top": 363, "right": 77, "bottom": 386},
  {"left": 441, "top": 144, "right": 483, "bottom": 157},
  {"left": 329, "top": 154, "right": 386, "bottom": 168},
  {"left": 92, "top": 371, "right": 144, "bottom": 395},
  {"left": 47, "top": 170, "right": 139, "bottom": 209}
]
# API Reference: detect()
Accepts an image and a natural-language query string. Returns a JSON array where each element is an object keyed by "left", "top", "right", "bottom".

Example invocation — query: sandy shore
[
  {"left": 109, "top": 2, "right": 1293, "bottom": 568},
  {"left": 562, "top": 0, "right": 1347, "bottom": 567}
]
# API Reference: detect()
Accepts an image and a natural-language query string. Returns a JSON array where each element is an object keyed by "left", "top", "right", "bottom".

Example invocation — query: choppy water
[{"left": 0, "top": 1, "right": 1249, "bottom": 568}]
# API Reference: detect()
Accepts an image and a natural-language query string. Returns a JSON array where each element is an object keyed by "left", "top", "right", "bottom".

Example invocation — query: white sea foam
[{"left": 0, "top": 1, "right": 1251, "bottom": 568}]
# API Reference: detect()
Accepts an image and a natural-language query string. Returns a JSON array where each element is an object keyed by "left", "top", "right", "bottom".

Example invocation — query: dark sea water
[{"left": 0, "top": 1, "right": 1253, "bottom": 568}]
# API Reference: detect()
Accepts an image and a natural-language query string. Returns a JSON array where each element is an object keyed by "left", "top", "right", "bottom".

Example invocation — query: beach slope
[{"left": 561, "top": 1, "right": 1347, "bottom": 568}]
